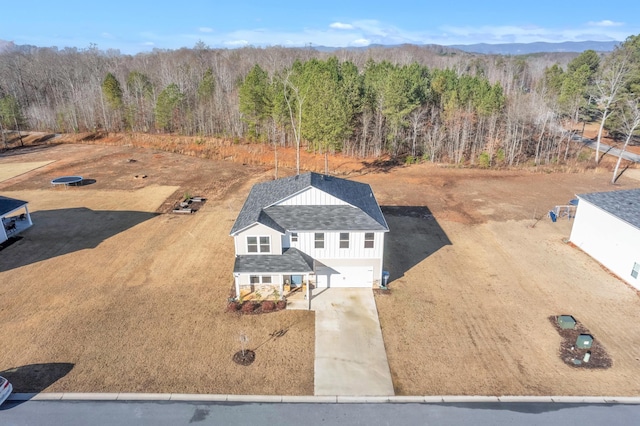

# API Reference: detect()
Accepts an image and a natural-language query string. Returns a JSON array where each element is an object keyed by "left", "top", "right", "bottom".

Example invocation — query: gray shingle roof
[
  {"left": 233, "top": 248, "right": 314, "bottom": 273},
  {"left": 264, "top": 205, "right": 387, "bottom": 231},
  {"left": 230, "top": 172, "right": 388, "bottom": 234},
  {"left": 0, "top": 196, "right": 28, "bottom": 216},
  {"left": 578, "top": 188, "right": 640, "bottom": 230}
]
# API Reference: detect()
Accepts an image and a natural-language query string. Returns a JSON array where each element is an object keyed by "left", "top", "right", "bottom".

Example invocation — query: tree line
[{"left": 0, "top": 37, "right": 638, "bottom": 169}]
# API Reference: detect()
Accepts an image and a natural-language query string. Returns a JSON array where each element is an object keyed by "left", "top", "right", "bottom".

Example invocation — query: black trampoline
[{"left": 51, "top": 176, "right": 83, "bottom": 187}]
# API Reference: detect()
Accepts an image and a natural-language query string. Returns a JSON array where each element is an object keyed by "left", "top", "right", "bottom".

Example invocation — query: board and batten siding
[
  {"left": 277, "top": 187, "right": 349, "bottom": 207},
  {"left": 234, "top": 223, "right": 283, "bottom": 255},
  {"left": 292, "top": 230, "right": 384, "bottom": 260},
  {"left": 570, "top": 199, "right": 640, "bottom": 290}
]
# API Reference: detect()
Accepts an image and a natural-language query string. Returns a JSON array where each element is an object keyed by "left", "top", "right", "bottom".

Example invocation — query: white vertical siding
[
  {"left": 234, "top": 223, "right": 283, "bottom": 255},
  {"left": 570, "top": 199, "right": 640, "bottom": 290},
  {"left": 296, "top": 231, "right": 384, "bottom": 260},
  {"left": 277, "top": 187, "right": 349, "bottom": 206}
]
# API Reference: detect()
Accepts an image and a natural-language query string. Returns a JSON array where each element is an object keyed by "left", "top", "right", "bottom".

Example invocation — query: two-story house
[{"left": 230, "top": 172, "right": 389, "bottom": 303}]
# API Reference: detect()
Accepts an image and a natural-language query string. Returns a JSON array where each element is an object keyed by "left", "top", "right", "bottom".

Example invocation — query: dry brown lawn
[
  {"left": 367, "top": 165, "right": 640, "bottom": 396},
  {"left": 2, "top": 140, "right": 640, "bottom": 396},
  {"left": 0, "top": 143, "right": 314, "bottom": 394}
]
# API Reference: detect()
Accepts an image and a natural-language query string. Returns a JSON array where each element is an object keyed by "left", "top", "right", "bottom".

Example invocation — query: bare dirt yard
[{"left": 1, "top": 136, "right": 640, "bottom": 396}]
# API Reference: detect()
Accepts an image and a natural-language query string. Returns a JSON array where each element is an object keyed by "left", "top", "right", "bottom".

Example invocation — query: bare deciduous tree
[
  {"left": 594, "top": 52, "right": 629, "bottom": 164},
  {"left": 282, "top": 70, "right": 306, "bottom": 175},
  {"left": 612, "top": 99, "right": 640, "bottom": 183}
]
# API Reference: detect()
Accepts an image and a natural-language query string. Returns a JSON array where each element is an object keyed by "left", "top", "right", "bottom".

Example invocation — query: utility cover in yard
[
  {"left": 557, "top": 315, "right": 576, "bottom": 330},
  {"left": 576, "top": 334, "right": 593, "bottom": 349}
]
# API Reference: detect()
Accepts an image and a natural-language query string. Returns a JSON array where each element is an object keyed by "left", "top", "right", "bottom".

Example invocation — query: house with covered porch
[
  {"left": 1, "top": 195, "right": 33, "bottom": 244},
  {"left": 230, "top": 172, "right": 389, "bottom": 307}
]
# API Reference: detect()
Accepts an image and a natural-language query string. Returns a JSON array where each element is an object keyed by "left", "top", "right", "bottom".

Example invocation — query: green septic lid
[
  {"left": 557, "top": 315, "right": 576, "bottom": 329},
  {"left": 576, "top": 334, "right": 593, "bottom": 349}
]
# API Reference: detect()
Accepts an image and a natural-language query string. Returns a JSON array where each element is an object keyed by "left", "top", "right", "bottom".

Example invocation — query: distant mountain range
[
  {"left": 0, "top": 39, "right": 621, "bottom": 56},
  {"left": 448, "top": 41, "right": 620, "bottom": 55},
  {"left": 307, "top": 41, "right": 620, "bottom": 55}
]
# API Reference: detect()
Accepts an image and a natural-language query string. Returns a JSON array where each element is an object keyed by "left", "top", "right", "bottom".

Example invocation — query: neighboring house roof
[
  {"left": 233, "top": 248, "right": 314, "bottom": 273},
  {"left": 0, "top": 196, "right": 28, "bottom": 216},
  {"left": 577, "top": 188, "right": 640, "bottom": 230},
  {"left": 230, "top": 172, "right": 388, "bottom": 235}
]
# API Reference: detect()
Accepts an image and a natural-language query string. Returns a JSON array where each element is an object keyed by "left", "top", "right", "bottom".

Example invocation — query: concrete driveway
[{"left": 312, "top": 288, "right": 395, "bottom": 396}]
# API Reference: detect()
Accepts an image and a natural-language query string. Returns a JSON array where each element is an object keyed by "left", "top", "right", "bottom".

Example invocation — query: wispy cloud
[
  {"left": 352, "top": 38, "right": 370, "bottom": 46},
  {"left": 437, "top": 22, "right": 632, "bottom": 44},
  {"left": 224, "top": 39, "right": 248, "bottom": 46},
  {"left": 330, "top": 22, "right": 354, "bottom": 30},
  {"left": 588, "top": 20, "right": 624, "bottom": 27},
  {"left": 350, "top": 20, "right": 392, "bottom": 38},
  {"left": 115, "top": 19, "right": 637, "bottom": 53}
]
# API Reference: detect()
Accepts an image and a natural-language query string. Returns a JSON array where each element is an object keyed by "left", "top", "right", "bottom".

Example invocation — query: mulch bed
[
  {"left": 226, "top": 300, "right": 287, "bottom": 315},
  {"left": 548, "top": 315, "right": 612, "bottom": 369},
  {"left": 373, "top": 288, "right": 392, "bottom": 296}
]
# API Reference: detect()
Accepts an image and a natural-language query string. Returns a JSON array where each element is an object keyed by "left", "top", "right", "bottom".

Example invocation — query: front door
[{"left": 291, "top": 275, "right": 303, "bottom": 287}]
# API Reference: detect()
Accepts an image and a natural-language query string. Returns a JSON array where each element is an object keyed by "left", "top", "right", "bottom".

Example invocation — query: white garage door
[{"left": 316, "top": 266, "right": 374, "bottom": 288}]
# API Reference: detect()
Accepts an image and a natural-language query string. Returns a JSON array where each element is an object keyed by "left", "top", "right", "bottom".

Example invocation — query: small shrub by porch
[{"left": 226, "top": 299, "right": 287, "bottom": 315}]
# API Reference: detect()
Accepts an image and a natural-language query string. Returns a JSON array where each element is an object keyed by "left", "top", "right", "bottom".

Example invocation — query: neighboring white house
[
  {"left": 230, "top": 172, "right": 389, "bottom": 303},
  {"left": 569, "top": 188, "right": 640, "bottom": 290},
  {"left": 1, "top": 195, "right": 33, "bottom": 244}
]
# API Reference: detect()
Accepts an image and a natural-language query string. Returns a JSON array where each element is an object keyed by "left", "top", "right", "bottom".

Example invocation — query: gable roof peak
[{"left": 230, "top": 172, "right": 388, "bottom": 235}]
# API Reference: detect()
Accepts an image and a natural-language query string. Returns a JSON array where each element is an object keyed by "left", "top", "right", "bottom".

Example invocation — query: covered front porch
[
  {"left": 0, "top": 196, "right": 33, "bottom": 244},
  {"left": 233, "top": 247, "right": 315, "bottom": 309}
]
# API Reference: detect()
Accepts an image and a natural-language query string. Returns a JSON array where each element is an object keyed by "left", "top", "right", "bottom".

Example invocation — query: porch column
[
  {"left": 25, "top": 204, "right": 33, "bottom": 226},
  {"left": 306, "top": 273, "right": 310, "bottom": 310},
  {"left": 279, "top": 275, "right": 284, "bottom": 300},
  {"left": 233, "top": 273, "right": 240, "bottom": 301}
]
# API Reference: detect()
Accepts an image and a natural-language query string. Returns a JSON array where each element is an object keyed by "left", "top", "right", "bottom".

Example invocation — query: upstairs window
[
  {"left": 247, "top": 236, "right": 270, "bottom": 253},
  {"left": 291, "top": 232, "right": 298, "bottom": 243},
  {"left": 247, "top": 237, "right": 258, "bottom": 253},
  {"left": 259, "top": 236, "right": 270, "bottom": 252},
  {"left": 340, "top": 232, "right": 350, "bottom": 249},
  {"left": 364, "top": 232, "right": 375, "bottom": 249},
  {"left": 315, "top": 232, "right": 325, "bottom": 249}
]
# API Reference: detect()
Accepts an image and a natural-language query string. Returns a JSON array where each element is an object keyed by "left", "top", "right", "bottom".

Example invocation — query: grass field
[{"left": 1, "top": 141, "right": 640, "bottom": 396}]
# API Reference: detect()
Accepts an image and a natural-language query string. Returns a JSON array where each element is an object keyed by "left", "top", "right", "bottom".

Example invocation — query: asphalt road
[
  {"left": 573, "top": 134, "right": 640, "bottom": 163},
  {"left": 2, "top": 400, "right": 640, "bottom": 426}
]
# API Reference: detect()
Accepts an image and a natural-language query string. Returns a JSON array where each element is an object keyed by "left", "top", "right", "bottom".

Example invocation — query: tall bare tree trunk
[{"left": 0, "top": 121, "right": 6, "bottom": 149}]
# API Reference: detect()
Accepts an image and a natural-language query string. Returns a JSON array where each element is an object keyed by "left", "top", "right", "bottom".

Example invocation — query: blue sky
[{"left": 1, "top": 0, "right": 638, "bottom": 54}]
